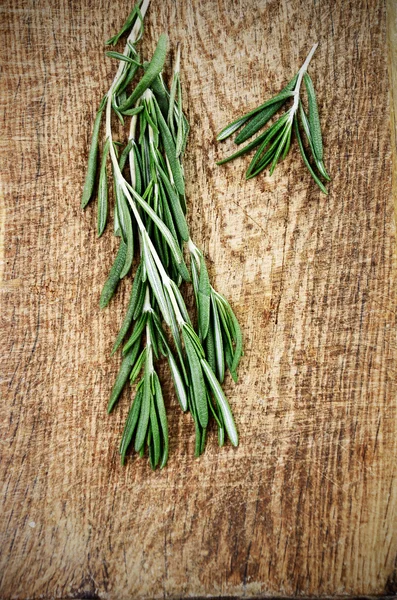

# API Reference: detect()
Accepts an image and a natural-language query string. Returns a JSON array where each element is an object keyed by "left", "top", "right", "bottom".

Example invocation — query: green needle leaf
[
  {"left": 157, "top": 165, "right": 189, "bottom": 241},
  {"left": 81, "top": 96, "right": 106, "bottom": 208},
  {"left": 299, "top": 101, "right": 331, "bottom": 181},
  {"left": 217, "top": 116, "right": 251, "bottom": 142},
  {"left": 198, "top": 255, "right": 211, "bottom": 340},
  {"left": 234, "top": 83, "right": 296, "bottom": 145},
  {"left": 216, "top": 126, "right": 273, "bottom": 166},
  {"left": 201, "top": 359, "right": 238, "bottom": 447},
  {"left": 153, "top": 372, "right": 169, "bottom": 468},
  {"left": 111, "top": 264, "right": 143, "bottom": 355},
  {"left": 168, "top": 351, "right": 188, "bottom": 411},
  {"left": 121, "top": 105, "right": 144, "bottom": 117},
  {"left": 106, "top": 51, "right": 141, "bottom": 65},
  {"left": 113, "top": 167, "right": 134, "bottom": 279},
  {"left": 217, "top": 75, "right": 296, "bottom": 143},
  {"left": 108, "top": 341, "right": 141, "bottom": 413},
  {"left": 154, "top": 97, "right": 185, "bottom": 195},
  {"left": 119, "top": 33, "right": 168, "bottom": 112},
  {"left": 97, "top": 138, "right": 110, "bottom": 237},
  {"left": 126, "top": 182, "right": 190, "bottom": 281},
  {"left": 246, "top": 113, "right": 290, "bottom": 178},
  {"left": 294, "top": 117, "right": 328, "bottom": 195},
  {"left": 141, "top": 231, "right": 171, "bottom": 325},
  {"left": 120, "top": 386, "right": 143, "bottom": 464},
  {"left": 205, "top": 321, "right": 216, "bottom": 374},
  {"left": 269, "top": 120, "right": 292, "bottom": 175},
  {"left": 150, "top": 73, "right": 170, "bottom": 117},
  {"left": 149, "top": 391, "right": 161, "bottom": 468},
  {"left": 182, "top": 326, "right": 208, "bottom": 429},
  {"left": 99, "top": 240, "right": 127, "bottom": 309},
  {"left": 218, "top": 294, "right": 243, "bottom": 373},
  {"left": 168, "top": 71, "right": 179, "bottom": 137},
  {"left": 123, "top": 312, "right": 148, "bottom": 354},
  {"left": 130, "top": 347, "right": 147, "bottom": 383},
  {"left": 134, "top": 360, "right": 152, "bottom": 452},
  {"left": 211, "top": 293, "right": 225, "bottom": 384},
  {"left": 175, "top": 77, "right": 184, "bottom": 157},
  {"left": 106, "top": 2, "right": 143, "bottom": 46},
  {"left": 303, "top": 72, "right": 323, "bottom": 161}
]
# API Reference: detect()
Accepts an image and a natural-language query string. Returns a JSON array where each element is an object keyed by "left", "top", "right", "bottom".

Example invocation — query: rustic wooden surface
[{"left": 1, "top": 0, "right": 396, "bottom": 598}]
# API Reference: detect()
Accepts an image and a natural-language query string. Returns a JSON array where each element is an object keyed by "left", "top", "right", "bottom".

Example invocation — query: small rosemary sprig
[
  {"left": 217, "top": 43, "right": 331, "bottom": 194},
  {"left": 81, "top": 0, "right": 243, "bottom": 468}
]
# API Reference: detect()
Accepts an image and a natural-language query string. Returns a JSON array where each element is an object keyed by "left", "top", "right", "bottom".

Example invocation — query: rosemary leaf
[
  {"left": 81, "top": 96, "right": 106, "bottom": 208},
  {"left": 126, "top": 182, "right": 190, "bottom": 281},
  {"left": 198, "top": 256, "right": 211, "bottom": 340},
  {"left": 114, "top": 171, "right": 134, "bottom": 279},
  {"left": 201, "top": 359, "right": 238, "bottom": 447},
  {"left": 168, "top": 280, "right": 191, "bottom": 324},
  {"left": 246, "top": 113, "right": 290, "bottom": 178},
  {"left": 119, "top": 33, "right": 168, "bottom": 112},
  {"left": 106, "top": 51, "right": 139, "bottom": 66},
  {"left": 205, "top": 320, "right": 217, "bottom": 374},
  {"left": 134, "top": 360, "right": 151, "bottom": 452},
  {"left": 111, "top": 264, "right": 143, "bottom": 355},
  {"left": 216, "top": 126, "right": 272, "bottom": 166},
  {"left": 157, "top": 165, "right": 189, "bottom": 241},
  {"left": 211, "top": 293, "right": 225, "bottom": 384},
  {"left": 150, "top": 73, "right": 170, "bottom": 117},
  {"left": 130, "top": 347, "right": 147, "bottom": 383},
  {"left": 269, "top": 120, "right": 293, "bottom": 175},
  {"left": 294, "top": 117, "right": 328, "bottom": 194},
  {"left": 299, "top": 102, "right": 331, "bottom": 181},
  {"left": 234, "top": 82, "right": 296, "bottom": 144},
  {"left": 106, "top": 2, "right": 143, "bottom": 46},
  {"left": 152, "top": 372, "right": 169, "bottom": 468},
  {"left": 108, "top": 341, "right": 141, "bottom": 413},
  {"left": 120, "top": 385, "right": 143, "bottom": 464},
  {"left": 154, "top": 98, "right": 185, "bottom": 195},
  {"left": 182, "top": 327, "right": 208, "bottom": 429},
  {"left": 97, "top": 138, "right": 110, "bottom": 237},
  {"left": 149, "top": 392, "right": 161, "bottom": 468},
  {"left": 141, "top": 231, "right": 170, "bottom": 325},
  {"left": 175, "top": 76, "right": 184, "bottom": 157},
  {"left": 123, "top": 312, "right": 148, "bottom": 354},
  {"left": 303, "top": 72, "right": 323, "bottom": 161},
  {"left": 167, "top": 351, "right": 188, "bottom": 411},
  {"left": 99, "top": 240, "right": 127, "bottom": 309},
  {"left": 122, "top": 105, "right": 144, "bottom": 117}
]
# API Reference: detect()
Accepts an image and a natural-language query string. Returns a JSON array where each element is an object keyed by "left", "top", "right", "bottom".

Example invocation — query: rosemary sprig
[
  {"left": 81, "top": 0, "right": 243, "bottom": 468},
  {"left": 217, "top": 44, "right": 331, "bottom": 194}
]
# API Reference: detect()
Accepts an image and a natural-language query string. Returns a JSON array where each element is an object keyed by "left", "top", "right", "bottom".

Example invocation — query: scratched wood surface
[{"left": 1, "top": 0, "right": 396, "bottom": 598}]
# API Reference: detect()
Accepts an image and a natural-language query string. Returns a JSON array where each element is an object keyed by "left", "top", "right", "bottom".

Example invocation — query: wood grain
[{"left": 1, "top": 0, "right": 396, "bottom": 598}]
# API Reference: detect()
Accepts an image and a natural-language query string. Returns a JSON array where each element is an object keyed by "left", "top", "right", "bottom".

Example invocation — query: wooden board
[{"left": 1, "top": 0, "right": 396, "bottom": 597}]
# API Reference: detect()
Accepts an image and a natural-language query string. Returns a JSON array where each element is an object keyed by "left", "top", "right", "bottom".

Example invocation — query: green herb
[
  {"left": 217, "top": 43, "right": 331, "bottom": 194},
  {"left": 81, "top": 0, "right": 243, "bottom": 469}
]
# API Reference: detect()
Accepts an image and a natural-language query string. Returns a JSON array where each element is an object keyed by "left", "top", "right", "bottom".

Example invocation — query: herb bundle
[
  {"left": 81, "top": 0, "right": 243, "bottom": 468},
  {"left": 217, "top": 44, "right": 331, "bottom": 194}
]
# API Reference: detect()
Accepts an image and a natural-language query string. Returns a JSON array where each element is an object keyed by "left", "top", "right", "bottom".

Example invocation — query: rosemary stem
[{"left": 289, "top": 42, "right": 318, "bottom": 123}]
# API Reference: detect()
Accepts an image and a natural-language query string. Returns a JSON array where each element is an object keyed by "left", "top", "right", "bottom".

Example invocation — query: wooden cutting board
[{"left": 1, "top": 0, "right": 396, "bottom": 598}]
